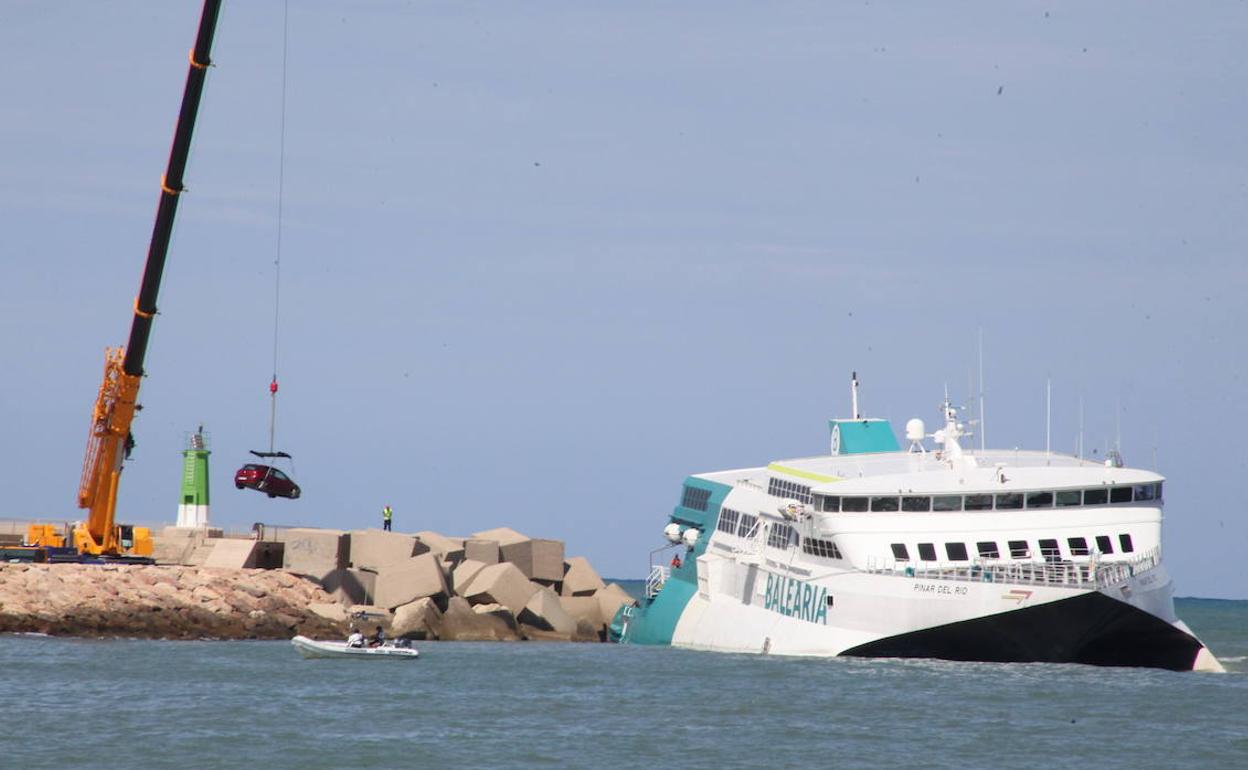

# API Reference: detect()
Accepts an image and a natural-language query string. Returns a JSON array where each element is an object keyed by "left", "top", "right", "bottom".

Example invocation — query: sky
[{"left": 1, "top": 2, "right": 1245, "bottom": 596}]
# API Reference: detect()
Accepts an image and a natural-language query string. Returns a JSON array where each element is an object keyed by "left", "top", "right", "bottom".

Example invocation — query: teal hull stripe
[{"left": 620, "top": 476, "right": 731, "bottom": 646}]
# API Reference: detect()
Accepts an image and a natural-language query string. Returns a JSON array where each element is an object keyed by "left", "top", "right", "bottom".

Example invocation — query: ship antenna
[
  {"left": 1045, "top": 377, "right": 1052, "bottom": 458},
  {"left": 1115, "top": 397, "right": 1122, "bottom": 454},
  {"left": 851, "top": 371, "right": 860, "bottom": 420},
  {"left": 1077, "top": 393, "right": 1085, "bottom": 459},
  {"left": 978, "top": 328, "right": 986, "bottom": 451}
]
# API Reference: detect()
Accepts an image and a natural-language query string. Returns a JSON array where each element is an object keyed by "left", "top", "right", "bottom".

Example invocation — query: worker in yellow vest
[{"left": 382, "top": 504, "right": 393, "bottom": 531}]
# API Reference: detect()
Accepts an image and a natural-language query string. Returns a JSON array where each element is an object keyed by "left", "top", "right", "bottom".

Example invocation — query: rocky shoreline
[{"left": 0, "top": 563, "right": 345, "bottom": 639}]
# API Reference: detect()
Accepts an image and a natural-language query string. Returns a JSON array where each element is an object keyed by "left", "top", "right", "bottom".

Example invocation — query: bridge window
[
  {"left": 681, "top": 486, "right": 711, "bottom": 511},
  {"left": 818, "top": 495, "right": 840, "bottom": 513},
  {"left": 717, "top": 508, "right": 740, "bottom": 535},
  {"left": 977, "top": 541, "right": 1000, "bottom": 558},
  {"left": 768, "top": 477, "right": 812, "bottom": 505},
  {"left": 964, "top": 494, "right": 993, "bottom": 511},
  {"left": 737, "top": 513, "right": 759, "bottom": 538},
  {"left": 933, "top": 495, "right": 962, "bottom": 512},
  {"left": 1133, "top": 484, "right": 1156, "bottom": 502},
  {"left": 1083, "top": 488, "right": 1109, "bottom": 505},
  {"left": 1110, "top": 486, "right": 1133, "bottom": 504},
  {"left": 871, "top": 496, "right": 899, "bottom": 512},
  {"left": 945, "top": 542, "right": 969, "bottom": 561},
  {"left": 917, "top": 543, "right": 937, "bottom": 561},
  {"left": 891, "top": 543, "right": 910, "bottom": 560},
  {"left": 1068, "top": 537, "right": 1089, "bottom": 556},
  {"left": 1008, "top": 540, "right": 1030, "bottom": 558},
  {"left": 1056, "top": 490, "right": 1082, "bottom": 507},
  {"left": 768, "top": 523, "right": 798, "bottom": 550},
  {"left": 841, "top": 496, "right": 868, "bottom": 512},
  {"left": 802, "top": 537, "right": 843, "bottom": 559},
  {"left": 995, "top": 493, "right": 1023, "bottom": 510},
  {"left": 1119, "top": 533, "right": 1134, "bottom": 553},
  {"left": 1038, "top": 539, "right": 1061, "bottom": 561},
  {"left": 1026, "top": 491, "right": 1054, "bottom": 508},
  {"left": 902, "top": 496, "right": 931, "bottom": 512},
  {"left": 1095, "top": 535, "right": 1113, "bottom": 554}
]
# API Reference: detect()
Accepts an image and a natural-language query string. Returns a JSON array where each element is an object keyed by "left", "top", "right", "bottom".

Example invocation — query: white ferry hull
[{"left": 663, "top": 557, "right": 1214, "bottom": 670}]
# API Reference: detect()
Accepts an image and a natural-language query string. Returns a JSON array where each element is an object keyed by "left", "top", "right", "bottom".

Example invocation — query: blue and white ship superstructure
[{"left": 614, "top": 375, "right": 1223, "bottom": 672}]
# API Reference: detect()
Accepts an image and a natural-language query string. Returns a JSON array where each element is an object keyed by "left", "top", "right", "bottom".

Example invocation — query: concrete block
[
  {"left": 451, "top": 559, "right": 489, "bottom": 596},
  {"left": 464, "top": 539, "right": 500, "bottom": 565},
  {"left": 319, "top": 568, "right": 376, "bottom": 606},
  {"left": 559, "top": 595, "right": 604, "bottom": 630},
  {"left": 595, "top": 583, "right": 637, "bottom": 626},
  {"left": 347, "top": 605, "right": 389, "bottom": 622},
  {"left": 349, "top": 529, "right": 430, "bottom": 571},
  {"left": 573, "top": 618, "right": 602, "bottom": 642},
  {"left": 151, "top": 527, "right": 222, "bottom": 565},
  {"left": 149, "top": 536, "right": 191, "bottom": 565},
  {"left": 249, "top": 541, "right": 284, "bottom": 570},
  {"left": 201, "top": 539, "right": 258, "bottom": 569},
  {"left": 414, "top": 531, "right": 465, "bottom": 562},
  {"left": 559, "top": 556, "right": 606, "bottom": 597},
  {"left": 276, "top": 528, "right": 350, "bottom": 576},
  {"left": 373, "top": 552, "right": 449, "bottom": 610},
  {"left": 519, "top": 625, "right": 576, "bottom": 642},
  {"left": 501, "top": 538, "right": 565, "bottom": 582},
  {"left": 308, "top": 602, "right": 348, "bottom": 624},
  {"left": 471, "top": 527, "right": 530, "bottom": 546},
  {"left": 391, "top": 597, "right": 442, "bottom": 640},
  {"left": 462, "top": 562, "right": 539, "bottom": 616},
  {"left": 436, "top": 596, "right": 521, "bottom": 641},
  {"left": 517, "top": 586, "right": 578, "bottom": 634},
  {"left": 345, "top": 605, "right": 392, "bottom": 636}
]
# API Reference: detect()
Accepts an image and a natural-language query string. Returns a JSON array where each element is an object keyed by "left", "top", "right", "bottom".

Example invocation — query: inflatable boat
[{"left": 290, "top": 635, "right": 419, "bottom": 660}]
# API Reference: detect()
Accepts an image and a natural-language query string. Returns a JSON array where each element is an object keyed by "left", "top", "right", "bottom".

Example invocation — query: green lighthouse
[{"left": 176, "top": 426, "right": 211, "bottom": 528}]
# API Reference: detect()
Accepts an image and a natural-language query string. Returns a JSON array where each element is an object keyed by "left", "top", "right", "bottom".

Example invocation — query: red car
[{"left": 234, "top": 463, "right": 301, "bottom": 499}]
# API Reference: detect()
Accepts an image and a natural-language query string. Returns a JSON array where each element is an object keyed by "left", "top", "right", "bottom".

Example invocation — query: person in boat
[
  {"left": 369, "top": 625, "right": 386, "bottom": 648},
  {"left": 346, "top": 626, "right": 365, "bottom": 648},
  {"left": 670, "top": 553, "right": 682, "bottom": 569}
]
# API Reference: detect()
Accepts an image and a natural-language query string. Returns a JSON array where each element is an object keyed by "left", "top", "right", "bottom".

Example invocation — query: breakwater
[
  {"left": 0, "top": 563, "right": 344, "bottom": 639},
  {"left": 1, "top": 525, "right": 637, "bottom": 642}
]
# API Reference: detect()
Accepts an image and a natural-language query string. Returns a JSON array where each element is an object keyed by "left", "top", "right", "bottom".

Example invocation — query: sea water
[{"left": 2, "top": 598, "right": 1244, "bottom": 770}]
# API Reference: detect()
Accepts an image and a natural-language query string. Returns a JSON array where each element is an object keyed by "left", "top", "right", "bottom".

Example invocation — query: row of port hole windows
[
  {"left": 892, "top": 534, "right": 1136, "bottom": 563},
  {"left": 814, "top": 483, "right": 1163, "bottom": 513},
  {"left": 716, "top": 508, "right": 844, "bottom": 559}
]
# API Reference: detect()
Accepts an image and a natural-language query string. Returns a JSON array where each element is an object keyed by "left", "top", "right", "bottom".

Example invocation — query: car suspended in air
[{"left": 235, "top": 451, "right": 301, "bottom": 499}]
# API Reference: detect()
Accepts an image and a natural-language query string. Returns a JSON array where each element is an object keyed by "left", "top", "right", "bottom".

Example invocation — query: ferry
[{"left": 613, "top": 375, "right": 1224, "bottom": 672}]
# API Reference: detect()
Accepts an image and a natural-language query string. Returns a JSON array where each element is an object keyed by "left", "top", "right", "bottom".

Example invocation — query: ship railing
[
  {"left": 645, "top": 565, "right": 670, "bottom": 598},
  {"left": 1092, "top": 546, "right": 1161, "bottom": 589},
  {"left": 863, "top": 546, "right": 1162, "bottom": 590}
]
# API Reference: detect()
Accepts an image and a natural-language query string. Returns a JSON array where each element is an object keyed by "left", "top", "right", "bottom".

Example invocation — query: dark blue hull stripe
[{"left": 841, "top": 592, "right": 1203, "bottom": 671}]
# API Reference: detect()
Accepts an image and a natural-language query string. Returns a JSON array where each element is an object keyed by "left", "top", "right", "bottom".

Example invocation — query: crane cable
[{"left": 269, "top": 0, "right": 290, "bottom": 456}]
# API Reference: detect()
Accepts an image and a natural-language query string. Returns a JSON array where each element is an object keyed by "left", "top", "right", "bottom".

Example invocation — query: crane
[{"left": 27, "top": 0, "right": 223, "bottom": 559}]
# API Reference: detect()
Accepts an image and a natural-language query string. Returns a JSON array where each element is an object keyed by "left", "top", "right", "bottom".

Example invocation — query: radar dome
[{"left": 905, "top": 418, "right": 926, "bottom": 442}]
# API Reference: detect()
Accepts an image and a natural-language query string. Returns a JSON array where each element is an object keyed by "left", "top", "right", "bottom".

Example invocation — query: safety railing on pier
[{"left": 863, "top": 546, "right": 1161, "bottom": 590}]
